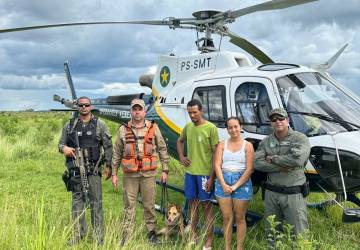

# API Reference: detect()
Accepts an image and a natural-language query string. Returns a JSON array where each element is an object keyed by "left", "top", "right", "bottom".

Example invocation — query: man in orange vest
[{"left": 111, "top": 98, "right": 169, "bottom": 245}]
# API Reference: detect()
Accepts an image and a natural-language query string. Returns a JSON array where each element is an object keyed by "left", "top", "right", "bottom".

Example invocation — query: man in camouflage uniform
[
  {"left": 254, "top": 108, "right": 311, "bottom": 238},
  {"left": 58, "top": 96, "right": 113, "bottom": 246},
  {"left": 112, "top": 98, "right": 169, "bottom": 245}
]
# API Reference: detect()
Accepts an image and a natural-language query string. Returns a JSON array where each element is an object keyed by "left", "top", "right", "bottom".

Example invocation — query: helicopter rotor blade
[
  {"left": 226, "top": 30, "right": 274, "bottom": 64},
  {"left": 216, "top": 0, "right": 318, "bottom": 20},
  {"left": 0, "top": 1, "right": 318, "bottom": 34},
  {"left": 0, "top": 20, "right": 177, "bottom": 34}
]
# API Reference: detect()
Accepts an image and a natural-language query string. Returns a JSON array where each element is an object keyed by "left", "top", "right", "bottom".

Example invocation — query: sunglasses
[
  {"left": 271, "top": 117, "right": 286, "bottom": 122},
  {"left": 78, "top": 103, "right": 91, "bottom": 108}
]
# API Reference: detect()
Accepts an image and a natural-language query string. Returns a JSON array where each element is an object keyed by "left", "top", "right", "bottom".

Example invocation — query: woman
[{"left": 214, "top": 117, "right": 254, "bottom": 250}]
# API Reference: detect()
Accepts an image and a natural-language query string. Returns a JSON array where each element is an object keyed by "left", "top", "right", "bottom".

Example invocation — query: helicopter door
[{"left": 230, "top": 77, "right": 280, "bottom": 145}]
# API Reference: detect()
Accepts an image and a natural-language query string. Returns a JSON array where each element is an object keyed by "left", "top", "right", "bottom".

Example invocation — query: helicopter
[{"left": 2, "top": 0, "right": 360, "bottom": 223}]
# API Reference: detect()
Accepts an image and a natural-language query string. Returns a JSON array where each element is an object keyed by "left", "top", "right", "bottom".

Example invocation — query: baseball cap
[
  {"left": 269, "top": 108, "right": 288, "bottom": 119},
  {"left": 130, "top": 99, "right": 145, "bottom": 109}
]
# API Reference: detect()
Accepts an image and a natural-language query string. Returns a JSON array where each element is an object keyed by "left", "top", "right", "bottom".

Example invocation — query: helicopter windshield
[{"left": 276, "top": 72, "right": 360, "bottom": 136}]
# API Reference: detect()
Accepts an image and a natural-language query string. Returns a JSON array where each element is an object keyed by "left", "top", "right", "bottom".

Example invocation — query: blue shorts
[
  {"left": 184, "top": 173, "right": 214, "bottom": 201},
  {"left": 215, "top": 171, "right": 253, "bottom": 200}
]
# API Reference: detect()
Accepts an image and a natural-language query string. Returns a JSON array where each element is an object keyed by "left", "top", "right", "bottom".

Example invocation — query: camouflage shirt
[
  {"left": 112, "top": 120, "right": 169, "bottom": 177},
  {"left": 58, "top": 116, "right": 113, "bottom": 166},
  {"left": 254, "top": 128, "right": 311, "bottom": 187}
]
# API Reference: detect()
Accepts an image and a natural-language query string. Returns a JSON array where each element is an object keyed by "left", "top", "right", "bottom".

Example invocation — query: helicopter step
[
  {"left": 307, "top": 191, "right": 360, "bottom": 223},
  {"left": 343, "top": 207, "right": 360, "bottom": 223},
  {"left": 342, "top": 193, "right": 360, "bottom": 223}
]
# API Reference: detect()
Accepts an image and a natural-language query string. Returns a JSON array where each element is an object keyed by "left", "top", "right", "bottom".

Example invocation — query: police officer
[
  {"left": 254, "top": 108, "right": 311, "bottom": 238},
  {"left": 111, "top": 98, "right": 169, "bottom": 245},
  {"left": 58, "top": 96, "right": 113, "bottom": 246}
]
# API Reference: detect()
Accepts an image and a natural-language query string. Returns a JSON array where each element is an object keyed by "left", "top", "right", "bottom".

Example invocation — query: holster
[
  {"left": 261, "top": 181, "right": 265, "bottom": 200},
  {"left": 301, "top": 181, "right": 310, "bottom": 198},
  {"left": 62, "top": 170, "right": 71, "bottom": 192},
  {"left": 62, "top": 168, "right": 82, "bottom": 192}
]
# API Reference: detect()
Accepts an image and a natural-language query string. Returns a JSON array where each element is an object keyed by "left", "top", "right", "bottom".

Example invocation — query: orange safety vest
[{"left": 121, "top": 121, "right": 158, "bottom": 173}]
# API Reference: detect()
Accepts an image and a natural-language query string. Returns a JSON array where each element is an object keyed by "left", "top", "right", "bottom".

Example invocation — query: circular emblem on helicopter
[{"left": 160, "top": 66, "right": 170, "bottom": 87}]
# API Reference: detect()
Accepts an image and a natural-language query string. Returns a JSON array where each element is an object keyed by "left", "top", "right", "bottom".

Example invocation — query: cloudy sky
[{"left": 0, "top": 0, "right": 359, "bottom": 111}]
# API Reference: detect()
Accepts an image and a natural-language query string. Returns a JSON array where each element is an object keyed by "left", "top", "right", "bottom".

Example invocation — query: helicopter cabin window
[
  {"left": 235, "top": 82, "right": 272, "bottom": 134},
  {"left": 192, "top": 86, "right": 227, "bottom": 127}
]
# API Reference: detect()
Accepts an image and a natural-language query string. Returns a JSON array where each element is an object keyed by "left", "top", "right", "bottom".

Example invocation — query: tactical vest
[
  {"left": 121, "top": 121, "right": 158, "bottom": 173},
  {"left": 66, "top": 117, "right": 100, "bottom": 164}
]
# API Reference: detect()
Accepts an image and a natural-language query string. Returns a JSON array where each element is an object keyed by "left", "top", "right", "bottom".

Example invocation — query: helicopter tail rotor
[{"left": 53, "top": 94, "right": 77, "bottom": 109}]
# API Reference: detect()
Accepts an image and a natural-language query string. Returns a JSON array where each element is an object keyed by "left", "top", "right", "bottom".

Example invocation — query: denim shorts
[
  {"left": 184, "top": 173, "right": 214, "bottom": 201},
  {"left": 215, "top": 171, "right": 253, "bottom": 200}
]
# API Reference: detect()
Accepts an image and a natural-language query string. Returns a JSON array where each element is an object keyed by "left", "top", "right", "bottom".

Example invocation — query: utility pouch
[
  {"left": 141, "top": 156, "right": 158, "bottom": 171},
  {"left": 68, "top": 175, "right": 82, "bottom": 192},
  {"left": 121, "top": 158, "right": 139, "bottom": 173},
  {"left": 301, "top": 181, "right": 310, "bottom": 198},
  {"left": 62, "top": 170, "right": 71, "bottom": 192}
]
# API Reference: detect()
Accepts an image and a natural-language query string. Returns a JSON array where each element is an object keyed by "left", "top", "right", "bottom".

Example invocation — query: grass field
[{"left": 0, "top": 112, "right": 360, "bottom": 249}]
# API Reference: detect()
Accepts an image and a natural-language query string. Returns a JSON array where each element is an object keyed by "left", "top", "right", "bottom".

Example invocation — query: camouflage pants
[
  {"left": 264, "top": 190, "right": 308, "bottom": 236},
  {"left": 72, "top": 174, "right": 103, "bottom": 242},
  {"left": 121, "top": 176, "right": 156, "bottom": 240}
]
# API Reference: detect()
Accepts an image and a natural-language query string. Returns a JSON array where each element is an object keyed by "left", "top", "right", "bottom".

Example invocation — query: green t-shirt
[{"left": 180, "top": 121, "right": 219, "bottom": 175}]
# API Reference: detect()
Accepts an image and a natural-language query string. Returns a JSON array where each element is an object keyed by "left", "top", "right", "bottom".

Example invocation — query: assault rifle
[{"left": 74, "top": 132, "right": 90, "bottom": 204}]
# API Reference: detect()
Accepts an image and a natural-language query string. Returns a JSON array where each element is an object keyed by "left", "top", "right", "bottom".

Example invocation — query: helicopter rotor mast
[{"left": 0, "top": 0, "right": 318, "bottom": 62}]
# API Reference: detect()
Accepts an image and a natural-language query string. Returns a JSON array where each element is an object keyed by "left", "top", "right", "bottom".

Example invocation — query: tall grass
[{"left": 0, "top": 112, "right": 360, "bottom": 249}]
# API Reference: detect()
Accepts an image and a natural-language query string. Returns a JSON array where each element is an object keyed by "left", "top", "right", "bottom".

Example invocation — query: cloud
[
  {"left": 0, "top": 0, "right": 359, "bottom": 111},
  {"left": 0, "top": 74, "right": 65, "bottom": 90}
]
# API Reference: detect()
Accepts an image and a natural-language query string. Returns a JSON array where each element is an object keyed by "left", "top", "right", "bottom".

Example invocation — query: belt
[
  {"left": 69, "top": 166, "right": 99, "bottom": 177},
  {"left": 264, "top": 183, "right": 303, "bottom": 195}
]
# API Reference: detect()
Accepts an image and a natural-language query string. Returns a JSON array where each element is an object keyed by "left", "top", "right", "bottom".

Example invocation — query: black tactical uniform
[{"left": 59, "top": 116, "right": 112, "bottom": 245}]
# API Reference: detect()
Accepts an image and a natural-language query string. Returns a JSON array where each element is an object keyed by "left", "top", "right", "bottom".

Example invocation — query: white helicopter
[{"left": 2, "top": 0, "right": 360, "bottom": 223}]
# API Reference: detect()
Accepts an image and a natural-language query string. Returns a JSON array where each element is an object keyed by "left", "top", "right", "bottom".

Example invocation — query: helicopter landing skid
[
  {"left": 306, "top": 192, "right": 360, "bottom": 223},
  {"left": 307, "top": 192, "right": 348, "bottom": 210},
  {"left": 346, "top": 193, "right": 360, "bottom": 206},
  {"left": 307, "top": 199, "right": 337, "bottom": 210}
]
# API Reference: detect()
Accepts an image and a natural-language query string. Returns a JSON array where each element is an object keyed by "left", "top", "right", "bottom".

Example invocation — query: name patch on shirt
[{"left": 280, "top": 141, "right": 290, "bottom": 146}]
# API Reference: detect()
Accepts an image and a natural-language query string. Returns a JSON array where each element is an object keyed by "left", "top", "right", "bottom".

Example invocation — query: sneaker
[
  {"left": 148, "top": 230, "right": 160, "bottom": 244},
  {"left": 120, "top": 237, "right": 126, "bottom": 247},
  {"left": 120, "top": 233, "right": 128, "bottom": 247},
  {"left": 67, "top": 237, "right": 81, "bottom": 247},
  {"left": 96, "top": 239, "right": 104, "bottom": 246}
]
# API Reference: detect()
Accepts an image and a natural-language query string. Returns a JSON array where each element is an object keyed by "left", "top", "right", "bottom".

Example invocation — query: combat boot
[{"left": 148, "top": 230, "right": 160, "bottom": 244}]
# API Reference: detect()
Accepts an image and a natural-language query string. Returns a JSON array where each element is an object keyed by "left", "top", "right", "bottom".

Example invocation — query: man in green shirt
[{"left": 177, "top": 99, "right": 219, "bottom": 250}]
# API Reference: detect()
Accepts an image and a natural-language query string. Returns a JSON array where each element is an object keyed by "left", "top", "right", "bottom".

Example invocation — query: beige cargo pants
[{"left": 121, "top": 175, "right": 156, "bottom": 239}]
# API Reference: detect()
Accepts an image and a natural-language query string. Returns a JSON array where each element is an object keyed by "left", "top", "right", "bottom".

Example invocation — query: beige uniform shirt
[{"left": 112, "top": 120, "right": 169, "bottom": 177}]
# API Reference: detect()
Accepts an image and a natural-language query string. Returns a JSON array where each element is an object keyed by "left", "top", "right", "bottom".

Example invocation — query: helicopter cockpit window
[
  {"left": 192, "top": 86, "right": 227, "bottom": 127},
  {"left": 235, "top": 82, "right": 272, "bottom": 134},
  {"left": 276, "top": 72, "right": 360, "bottom": 136}
]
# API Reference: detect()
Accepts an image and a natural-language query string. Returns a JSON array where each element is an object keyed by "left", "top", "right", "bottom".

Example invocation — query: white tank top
[{"left": 221, "top": 139, "right": 247, "bottom": 172}]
